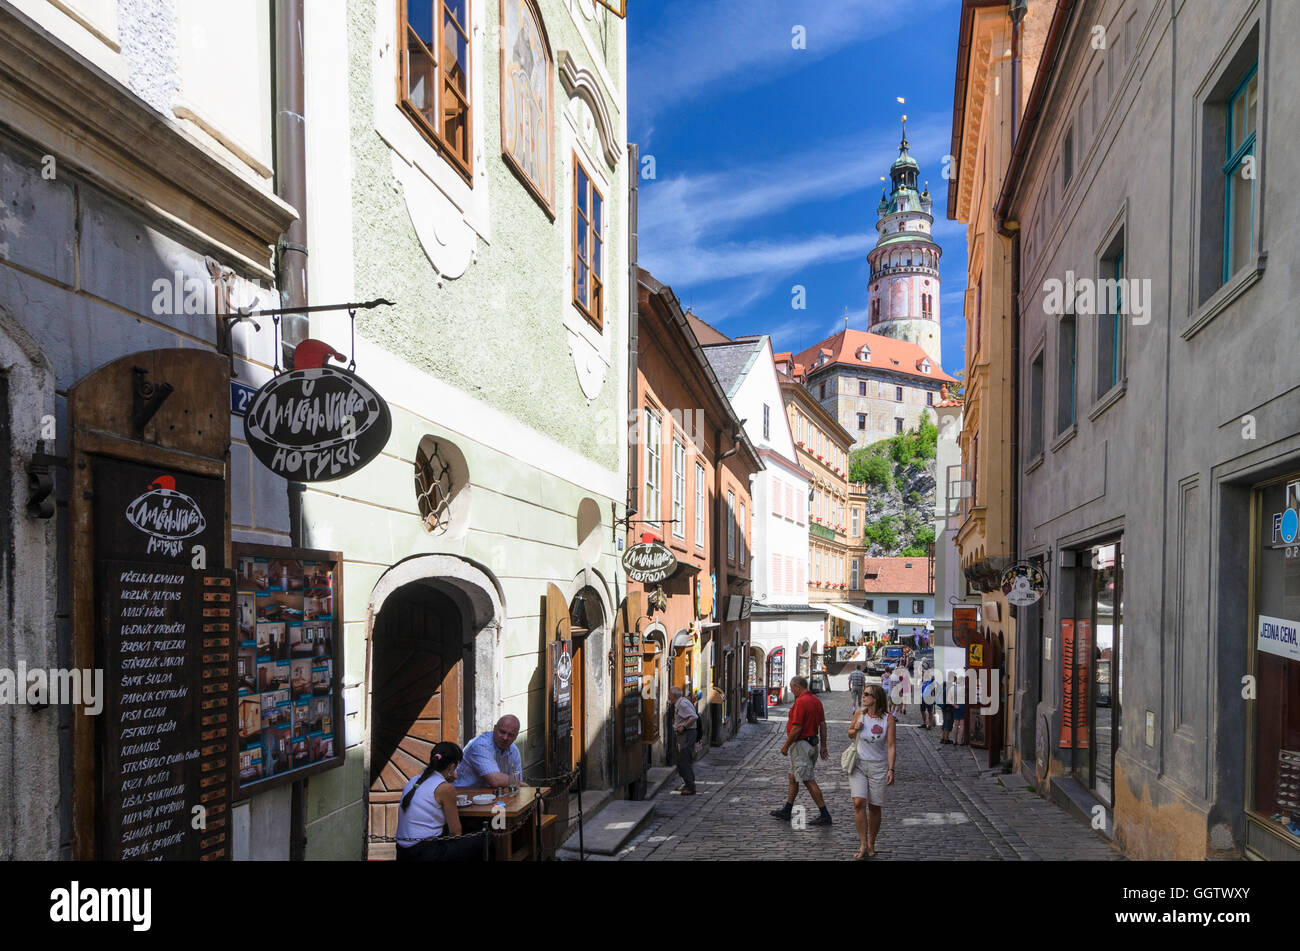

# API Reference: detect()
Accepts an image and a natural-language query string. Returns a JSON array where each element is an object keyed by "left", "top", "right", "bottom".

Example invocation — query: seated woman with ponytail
[{"left": 395, "top": 741, "right": 480, "bottom": 861}]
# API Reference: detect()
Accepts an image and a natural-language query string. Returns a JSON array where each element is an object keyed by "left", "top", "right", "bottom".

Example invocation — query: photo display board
[
  {"left": 622, "top": 627, "right": 642, "bottom": 745},
  {"left": 233, "top": 544, "right": 345, "bottom": 794}
]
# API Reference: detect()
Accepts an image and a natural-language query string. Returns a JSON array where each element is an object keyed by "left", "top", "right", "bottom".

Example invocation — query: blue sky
[{"left": 628, "top": 0, "right": 968, "bottom": 377}]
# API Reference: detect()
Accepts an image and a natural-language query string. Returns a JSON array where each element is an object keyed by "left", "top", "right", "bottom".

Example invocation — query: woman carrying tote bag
[{"left": 847, "top": 683, "right": 896, "bottom": 859}]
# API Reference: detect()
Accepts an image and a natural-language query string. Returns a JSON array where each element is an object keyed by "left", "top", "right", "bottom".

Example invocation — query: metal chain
[
  {"left": 347, "top": 307, "right": 357, "bottom": 372},
  {"left": 272, "top": 314, "right": 282, "bottom": 375}
]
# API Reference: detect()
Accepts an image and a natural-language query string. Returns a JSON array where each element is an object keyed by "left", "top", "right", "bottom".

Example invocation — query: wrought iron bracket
[{"left": 131, "top": 366, "right": 174, "bottom": 437}]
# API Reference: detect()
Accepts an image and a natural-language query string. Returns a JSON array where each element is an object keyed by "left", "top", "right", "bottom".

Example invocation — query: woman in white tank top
[
  {"left": 847, "top": 683, "right": 896, "bottom": 859},
  {"left": 396, "top": 741, "right": 465, "bottom": 860}
]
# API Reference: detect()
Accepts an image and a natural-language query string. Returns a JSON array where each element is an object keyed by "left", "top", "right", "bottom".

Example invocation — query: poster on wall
[
  {"left": 1059, "top": 619, "right": 1075, "bottom": 748},
  {"left": 233, "top": 543, "right": 344, "bottom": 794},
  {"left": 95, "top": 460, "right": 223, "bottom": 566}
]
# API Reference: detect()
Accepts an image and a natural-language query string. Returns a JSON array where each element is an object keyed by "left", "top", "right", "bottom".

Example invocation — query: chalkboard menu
[
  {"left": 233, "top": 544, "right": 345, "bottom": 794},
  {"left": 100, "top": 563, "right": 234, "bottom": 860}
]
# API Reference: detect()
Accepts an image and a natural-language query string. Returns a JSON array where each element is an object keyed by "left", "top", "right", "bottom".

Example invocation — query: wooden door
[
  {"left": 570, "top": 634, "right": 585, "bottom": 772},
  {"left": 367, "top": 583, "right": 462, "bottom": 858}
]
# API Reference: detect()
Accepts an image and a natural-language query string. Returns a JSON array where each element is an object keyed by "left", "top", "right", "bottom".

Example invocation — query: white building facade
[{"left": 703, "top": 336, "right": 822, "bottom": 705}]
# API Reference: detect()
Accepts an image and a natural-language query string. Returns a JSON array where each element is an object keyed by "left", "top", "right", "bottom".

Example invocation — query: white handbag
[{"left": 841, "top": 742, "right": 860, "bottom": 775}]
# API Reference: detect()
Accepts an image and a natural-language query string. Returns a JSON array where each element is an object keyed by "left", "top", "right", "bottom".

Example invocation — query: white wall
[{"left": 730, "top": 337, "right": 809, "bottom": 606}]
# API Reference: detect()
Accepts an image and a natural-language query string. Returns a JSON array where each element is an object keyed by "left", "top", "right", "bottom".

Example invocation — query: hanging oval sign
[
  {"left": 1001, "top": 562, "right": 1046, "bottom": 607},
  {"left": 622, "top": 540, "right": 678, "bottom": 585},
  {"left": 244, "top": 364, "right": 392, "bottom": 483}
]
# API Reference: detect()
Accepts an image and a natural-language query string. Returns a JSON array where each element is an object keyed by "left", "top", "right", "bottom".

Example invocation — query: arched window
[{"left": 501, "top": 0, "right": 554, "bottom": 211}]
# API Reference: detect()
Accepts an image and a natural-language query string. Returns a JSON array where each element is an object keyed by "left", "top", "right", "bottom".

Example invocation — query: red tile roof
[
  {"left": 792, "top": 329, "right": 957, "bottom": 384},
  {"left": 860, "top": 557, "right": 932, "bottom": 594}
]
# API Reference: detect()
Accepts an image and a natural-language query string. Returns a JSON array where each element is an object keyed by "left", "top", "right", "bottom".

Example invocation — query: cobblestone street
[{"left": 616, "top": 686, "right": 1125, "bottom": 861}]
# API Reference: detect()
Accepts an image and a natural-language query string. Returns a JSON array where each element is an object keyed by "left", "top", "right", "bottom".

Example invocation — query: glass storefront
[
  {"left": 1247, "top": 473, "right": 1300, "bottom": 856},
  {"left": 1071, "top": 539, "right": 1124, "bottom": 806}
]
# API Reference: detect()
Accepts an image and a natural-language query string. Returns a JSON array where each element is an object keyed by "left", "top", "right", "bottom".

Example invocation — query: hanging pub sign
[
  {"left": 1001, "top": 562, "right": 1046, "bottom": 607},
  {"left": 623, "top": 539, "right": 678, "bottom": 585},
  {"left": 244, "top": 340, "right": 392, "bottom": 483}
]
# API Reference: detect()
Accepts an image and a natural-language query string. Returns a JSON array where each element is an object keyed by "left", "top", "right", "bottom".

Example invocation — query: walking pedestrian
[
  {"left": 669, "top": 686, "right": 698, "bottom": 795},
  {"left": 939, "top": 677, "right": 954, "bottom": 744},
  {"left": 888, "top": 664, "right": 909, "bottom": 717},
  {"left": 953, "top": 701, "right": 968, "bottom": 745},
  {"left": 848, "top": 683, "right": 895, "bottom": 859},
  {"left": 770, "top": 676, "right": 831, "bottom": 825},
  {"left": 848, "top": 664, "right": 866, "bottom": 710},
  {"left": 920, "top": 668, "right": 935, "bottom": 730}
]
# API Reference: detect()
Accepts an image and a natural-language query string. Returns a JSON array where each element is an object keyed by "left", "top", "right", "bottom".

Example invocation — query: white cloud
[{"left": 630, "top": 0, "right": 921, "bottom": 124}]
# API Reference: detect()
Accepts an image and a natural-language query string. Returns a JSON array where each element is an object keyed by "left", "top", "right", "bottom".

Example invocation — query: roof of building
[
  {"left": 685, "top": 311, "right": 731, "bottom": 346},
  {"left": 701, "top": 337, "right": 765, "bottom": 398},
  {"left": 861, "top": 557, "right": 933, "bottom": 594},
  {"left": 792, "top": 329, "right": 957, "bottom": 384}
]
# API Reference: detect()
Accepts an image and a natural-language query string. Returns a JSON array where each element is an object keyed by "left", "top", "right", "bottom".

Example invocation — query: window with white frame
[
  {"left": 739, "top": 502, "right": 746, "bottom": 566},
  {"left": 644, "top": 408, "right": 661, "bottom": 525},
  {"left": 727, "top": 490, "right": 736, "bottom": 560},
  {"left": 672, "top": 438, "right": 686, "bottom": 538},
  {"left": 694, "top": 462, "right": 705, "bottom": 547}
]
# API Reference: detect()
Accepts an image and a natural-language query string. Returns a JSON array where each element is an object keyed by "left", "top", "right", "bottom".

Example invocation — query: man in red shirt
[{"left": 770, "top": 675, "right": 831, "bottom": 825}]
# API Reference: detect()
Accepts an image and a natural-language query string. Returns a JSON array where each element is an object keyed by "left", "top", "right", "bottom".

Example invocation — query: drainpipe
[
  {"left": 623, "top": 144, "right": 639, "bottom": 791},
  {"left": 274, "top": 0, "right": 309, "bottom": 862}
]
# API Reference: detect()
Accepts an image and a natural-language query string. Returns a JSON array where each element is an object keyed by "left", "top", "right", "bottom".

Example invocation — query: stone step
[
  {"left": 644, "top": 766, "right": 675, "bottom": 799},
  {"left": 558, "top": 799, "right": 656, "bottom": 857},
  {"left": 562, "top": 788, "right": 613, "bottom": 842}
]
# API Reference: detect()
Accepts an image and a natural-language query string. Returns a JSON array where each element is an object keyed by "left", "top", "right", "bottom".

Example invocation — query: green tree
[
  {"left": 850, "top": 451, "right": 892, "bottom": 488},
  {"left": 863, "top": 516, "right": 898, "bottom": 552}
]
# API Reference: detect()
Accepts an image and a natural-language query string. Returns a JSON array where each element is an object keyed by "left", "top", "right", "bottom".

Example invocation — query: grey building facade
[{"left": 1006, "top": 0, "right": 1300, "bottom": 859}]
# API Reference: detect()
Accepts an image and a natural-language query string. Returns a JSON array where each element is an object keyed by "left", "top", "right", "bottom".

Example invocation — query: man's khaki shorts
[{"left": 787, "top": 738, "right": 818, "bottom": 781}]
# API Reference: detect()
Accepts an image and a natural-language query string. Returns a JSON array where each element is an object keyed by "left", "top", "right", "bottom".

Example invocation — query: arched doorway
[
  {"left": 367, "top": 582, "right": 466, "bottom": 859},
  {"left": 364, "top": 556, "right": 503, "bottom": 860},
  {"left": 567, "top": 585, "right": 605, "bottom": 782}
]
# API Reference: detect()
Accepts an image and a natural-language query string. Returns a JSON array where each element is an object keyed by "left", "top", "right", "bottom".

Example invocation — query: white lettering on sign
[{"left": 1257, "top": 615, "right": 1300, "bottom": 663}]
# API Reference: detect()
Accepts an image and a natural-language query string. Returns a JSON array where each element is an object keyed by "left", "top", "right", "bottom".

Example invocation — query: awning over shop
[{"left": 823, "top": 603, "right": 891, "bottom": 631}]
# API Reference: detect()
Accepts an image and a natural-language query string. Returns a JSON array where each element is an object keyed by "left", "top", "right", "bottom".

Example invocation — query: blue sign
[{"left": 230, "top": 380, "right": 258, "bottom": 417}]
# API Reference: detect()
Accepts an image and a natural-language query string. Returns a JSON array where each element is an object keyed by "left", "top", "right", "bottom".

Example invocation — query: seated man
[{"left": 453, "top": 715, "right": 523, "bottom": 789}]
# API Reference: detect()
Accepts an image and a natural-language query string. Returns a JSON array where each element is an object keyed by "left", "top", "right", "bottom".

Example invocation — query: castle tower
[{"left": 866, "top": 122, "right": 943, "bottom": 364}]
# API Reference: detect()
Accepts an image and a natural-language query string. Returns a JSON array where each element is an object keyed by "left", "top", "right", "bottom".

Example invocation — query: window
[
  {"left": 912, "top": 599, "right": 924, "bottom": 614},
  {"left": 859, "top": 380, "right": 867, "bottom": 396},
  {"left": 739, "top": 503, "right": 746, "bottom": 566},
  {"left": 694, "top": 463, "right": 705, "bottom": 547},
  {"left": 926, "top": 391, "right": 934, "bottom": 406},
  {"left": 865, "top": 599, "right": 875, "bottom": 611},
  {"left": 857, "top": 413, "right": 866, "bottom": 431},
  {"left": 819, "top": 383, "right": 826, "bottom": 400},
  {"left": 399, "top": 0, "right": 472, "bottom": 178},
  {"left": 644, "top": 409, "right": 661, "bottom": 524},
  {"left": 887, "top": 599, "right": 899, "bottom": 615},
  {"left": 895, "top": 418, "right": 904, "bottom": 435},
  {"left": 763, "top": 403, "right": 770, "bottom": 440},
  {"left": 1063, "top": 126, "right": 1074, "bottom": 188},
  {"left": 972, "top": 432, "right": 979, "bottom": 504},
  {"left": 1098, "top": 230, "right": 1126, "bottom": 398},
  {"left": 895, "top": 385, "right": 904, "bottom": 402},
  {"left": 500, "top": 0, "right": 553, "bottom": 210},
  {"left": 573, "top": 154, "right": 604, "bottom": 330},
  {"left": 672, "top": 438, "right": 686, "bottom": 538},
  {"left": 1224, "top": 64, "right": 1258, "bottom": 282},
  {"left": 851, "top": 559, "right": 859, "bottom": 590},
  {"left": 1056, "top": 313, "right": 1076, "bottom": 434},
  {"left": 1029, "top": 351, "right": 1045, "bottom": 458},
  {"left": 727, "top": 491, "right": 735, "bottom": 560},
  {"left": 851, "top": 508, "right": 860, "bottom": 537}
]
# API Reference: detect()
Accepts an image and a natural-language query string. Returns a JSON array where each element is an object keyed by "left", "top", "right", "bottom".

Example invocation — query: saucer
[
  {"left": 471, "top": 793, "right": 495, "bottom": 805},
  {"left": 455, "top": 797, "right": 471, "bottom": 807}
]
